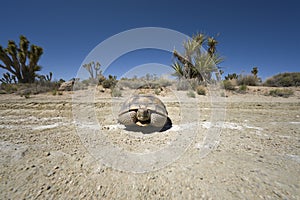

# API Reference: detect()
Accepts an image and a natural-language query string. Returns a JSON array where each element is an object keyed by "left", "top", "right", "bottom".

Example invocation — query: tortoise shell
[{"left": 119, "top": 94, "right": 168, "bottom": 117}]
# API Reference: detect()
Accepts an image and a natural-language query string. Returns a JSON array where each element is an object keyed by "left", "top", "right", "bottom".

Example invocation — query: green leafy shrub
[
  {"left": 264, "top": 72, "right": 300, "bottom": 87},
  {"left": 238, "top": 85, "right": 247, "bottom": 93},
  {"left": 196, "top": 86, "right": 206, "bottom": 95},
  {"left": 269, "top": 89, "right": 294, "bottom": 98},
  {"left": 222, "top": 80, "right": 235, "bottom": 90}
]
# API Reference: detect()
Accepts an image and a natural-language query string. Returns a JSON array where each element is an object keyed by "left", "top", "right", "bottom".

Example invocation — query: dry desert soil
[{"left": 0, "top": 86, "right": 299, "bottom": 199}]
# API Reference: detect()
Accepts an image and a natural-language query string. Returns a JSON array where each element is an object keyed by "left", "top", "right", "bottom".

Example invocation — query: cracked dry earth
[{"left": 0, "top": 87, "right": 300, "bottom": 199}]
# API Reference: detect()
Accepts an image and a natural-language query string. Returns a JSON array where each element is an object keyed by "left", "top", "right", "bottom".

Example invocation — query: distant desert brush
[
  {"left": 196, "top": 85, "right": 206, "bottom": 95},
  {"left": 268, "top": 88, "right": 294, "bottom": 98}
]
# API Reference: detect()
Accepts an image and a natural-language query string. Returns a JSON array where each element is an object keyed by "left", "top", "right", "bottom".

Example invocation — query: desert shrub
[
  {"left": 264, "top": 72, "right": 300, "bottom": 87},
  {"left": 220, "top": 91, "right": 226, "bottom": 97},
  {"left": 73, "top": 81, "right": 87, "bottom": 90},
  {"left": 156, "top": 78, "right": 173, "bottom": 87},
  {"left": 176, "top": 79, "right": 189, "bottom": 91},
  {"left": 0, "top": 83, "right": 18, "bottom": 94},
  {"left": 0, "top": 79, "right": 64, "bottom": 95},
  {"left": 19, "top": 89, "right": 31, "bottom": 98},
  {"left": 82, "top": 78, "right": 101, "bottom": 86},
  {"left": 118, "top": 79, "right": 142, "bottom": 89},
  {"left": 222, "top": 80, "right": 235, "bottom": 90},
  {"left": 238, "top": 85, "right": 247, "bottom": 93},
  {"left": 176, "top": 79, "right": 198, "bottom": 91},
  {"left": 154, "top": 88, "right": 161, "bottom": 95},
  {"left": 187, "top": 90, "right": 196, "bottom": 98},
  {"left": 196, "top": 86, "right": 206, "bottom": 95},
  {"left": 102, "top": 75, "right": 117, "bottom": 89},
  {"left": 237, "top": 74, "right": 259, "bottom": 86},
  {"left": 101, "top": 80, "right": 111, "bottom": 88},
  {"left": 264, "top": 77, "right": 276, "bottom": 87},
  {"left": 268, "top": 89, "right": 294, "bottom": 98},
  {"left": 111, "top": 87, "right": 122, "bottom": 97},
  {"left": 118, "top": 76, "right": 173, "bottom": 90},
  {"left": 98, "top": 75, "right": 106, "bottom": 85},
  {"left": 52, "top": 90, "right": 57, "bottom": 95},
  {"left": 15, "top": 83, "right": 54, "bottom": 95}
]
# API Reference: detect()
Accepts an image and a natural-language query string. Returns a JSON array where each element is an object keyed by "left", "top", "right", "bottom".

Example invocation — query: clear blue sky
[{"left": 1, "top": 0, "right": 299, "bottom": 81}]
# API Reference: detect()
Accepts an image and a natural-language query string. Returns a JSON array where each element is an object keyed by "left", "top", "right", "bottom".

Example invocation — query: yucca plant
[
  {"left": 207, "top": 37, "right": 218, "bottom": 57},
  {"left": 171, "top": 62, "right": 184, "bottom": 78},
  {"left": 172, "top": 33, "right": 224, "bottom": 85},
  {"left": 0, "top": 35, "right": 43, "bottom": 83}
]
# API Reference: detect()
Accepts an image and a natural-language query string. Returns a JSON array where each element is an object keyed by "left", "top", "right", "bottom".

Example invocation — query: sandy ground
[{"left": 0, "top": 86, "right": 299, "bottom": 199}]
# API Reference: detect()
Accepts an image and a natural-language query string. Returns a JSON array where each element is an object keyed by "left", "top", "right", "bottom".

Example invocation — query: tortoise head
[{"left": 136, "top": 105, "right": 150, "bottom": 122}]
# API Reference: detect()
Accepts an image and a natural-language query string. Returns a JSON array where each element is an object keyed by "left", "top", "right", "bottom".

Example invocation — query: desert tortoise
[{"left": 118, "top": 94, "right": 168, "bottom": 127}]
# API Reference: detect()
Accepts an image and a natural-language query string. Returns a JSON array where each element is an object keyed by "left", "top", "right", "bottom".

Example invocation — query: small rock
[
  {"left": 47, "top": 171, "right": 55, "bottom": 177},
  {"left": 53, "top": 166, "right": 59, "bottom": 170},
  {"left": 58, "top": 80, "right": 74, "bottom": 91}
]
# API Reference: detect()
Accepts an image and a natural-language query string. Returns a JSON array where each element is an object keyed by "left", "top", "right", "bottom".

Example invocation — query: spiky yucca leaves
[
  {"left": 0, "top": 35, "right": 43, "bottom": 83},
  {"left": 207, "top": 37, "right": 218, "bottom": 57},
  {"left": 193, "top": 52, "right": 224, "bottom": 82},
  {"left": 172, "top": 33, "right": 223, "bottom": 84},
  {"left": 171, "top": 62, "right": 184, "bottom": 78}
]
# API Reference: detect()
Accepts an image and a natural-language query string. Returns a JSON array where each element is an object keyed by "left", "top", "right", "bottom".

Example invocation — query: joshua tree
[
  {"left": 83, "top": 61, "right": 102, "bottom": 80},
  {"left": 172, "top": 33, "right": 223, "bottom": 84},
  {"left": 0, "top": 72, "right": 17, "bottom": 84},
  {"left": 37, "top": 72, "right": 53, "bottom": 82},
  {"left": 225, "top": 73, "right": 238, "bottom": 80},
  {"left": 0, "top": 35, "right": 43, "bottom": 83},
  {"left": 251, "top": 67, "right": 258, "bottom": 78},
  {"left": 207, "top": 37, "right": 218, "bottom": 57},
  {"left": 46, "top": 72, "right": 53, "bottom": 82}
]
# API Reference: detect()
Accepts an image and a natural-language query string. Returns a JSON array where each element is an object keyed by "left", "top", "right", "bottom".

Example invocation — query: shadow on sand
[{"left": 124, "top": 117, "right": 172, "bottom": 134}]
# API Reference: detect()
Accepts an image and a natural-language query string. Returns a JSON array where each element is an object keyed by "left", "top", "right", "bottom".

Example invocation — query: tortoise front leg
[
  {"left": 150, "top": 112, "right": 167, "bottom": 128},
  {"left": 118, "top": 111, "right": 137, "bottom": 126}
]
